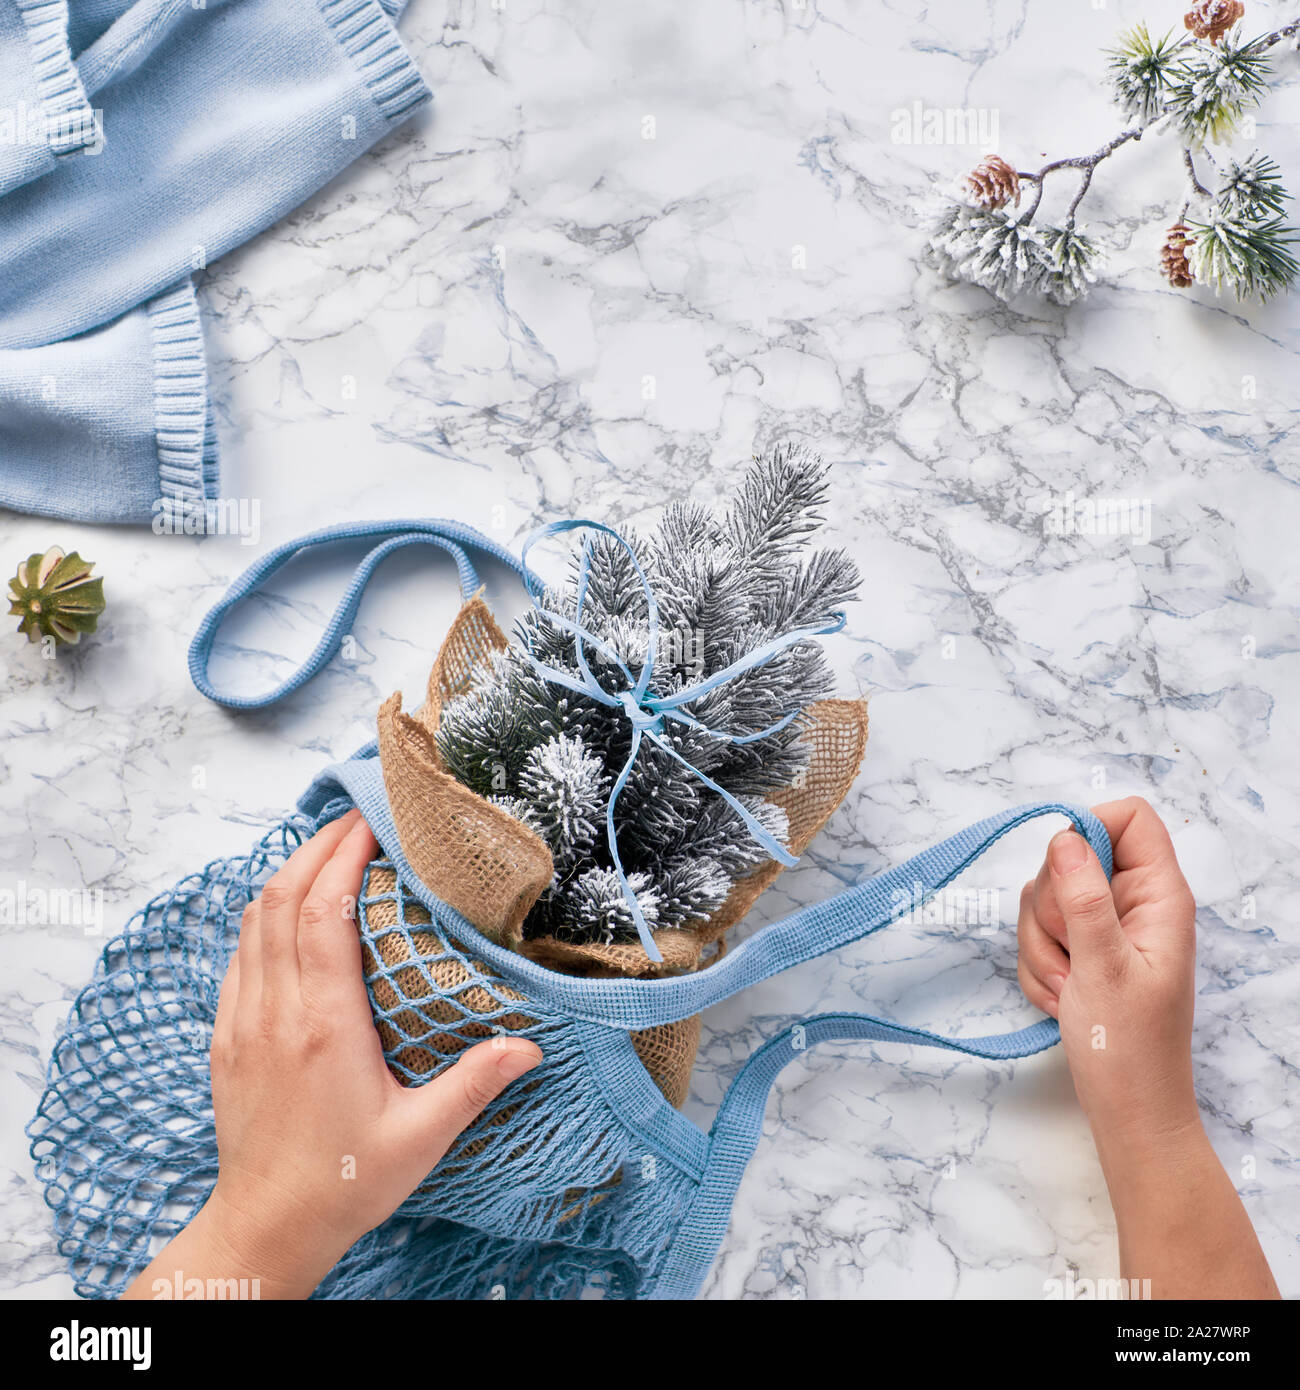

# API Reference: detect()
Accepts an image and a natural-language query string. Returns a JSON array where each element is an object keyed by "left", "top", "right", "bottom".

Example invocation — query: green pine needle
[
  {"left": 1217, "top": 153, "right": 1291, "bottom": 220},
  {"left": 1168, "top": 34, "right": 1273, "bottom": 146},
  {"left": 1187, "top": 211, "right": 1300, "bottom": 302},
  {"left": 1106, "top": 24, "right": 1181, "bottom": 123}
]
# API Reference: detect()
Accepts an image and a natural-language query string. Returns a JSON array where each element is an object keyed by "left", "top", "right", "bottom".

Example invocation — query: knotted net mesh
[
  {"left": 28, "top": 604, "right": 866, "bottom": 1297},
  {"left": 27, "top": 808, "right": 700, "bottom": 1299}
]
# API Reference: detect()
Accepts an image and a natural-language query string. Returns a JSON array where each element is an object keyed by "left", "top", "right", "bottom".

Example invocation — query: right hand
[{"left": 1016, "top": 796, "right": 1201, "bottom": 1152}]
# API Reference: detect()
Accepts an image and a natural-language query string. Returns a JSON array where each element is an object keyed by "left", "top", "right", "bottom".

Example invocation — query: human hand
[
  {"left": 1016, "top": 796, "right": 1279, "bottom": 1299},
  {"left": 128, "top": 809, "right": 542, "bottom": 1299},
  {"left": 1016, "top": 796, "right": 1200, "bottom": 1156}
]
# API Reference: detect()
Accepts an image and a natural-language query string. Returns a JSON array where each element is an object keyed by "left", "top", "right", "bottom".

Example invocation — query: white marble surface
[{"left": 3, "top": 0, "right": 1299, "bottom": 1299}]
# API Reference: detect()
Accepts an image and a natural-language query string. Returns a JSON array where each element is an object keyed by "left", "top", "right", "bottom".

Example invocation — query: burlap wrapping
[{"left": 371, "top": 597, "right": 867, "bottom": 1108}]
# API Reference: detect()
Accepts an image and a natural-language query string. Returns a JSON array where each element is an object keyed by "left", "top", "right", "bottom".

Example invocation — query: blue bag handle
[
  {"left": 312, "top": 749, "right": 1110, "bottom": 1031},
  {"left": 651, "top": 1007, "right": 1066, "bottom": 1298},
  {"left": 660, "top": 799, "right": 1110, "bottom": 1022},
  {"left": 639, "top": 809, "right": 1114, "bottom": 1297},
  {"left": 644, "top": 800, "right": 1113, "bottom": 1298},
  {"left": 188, "top": 519, "right": 523, "bottom": 710}
]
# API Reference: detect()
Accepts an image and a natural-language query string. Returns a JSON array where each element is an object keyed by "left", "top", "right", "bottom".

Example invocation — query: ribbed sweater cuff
[
  {"left": 146, "top": 280, "right": 220, "bottom": 510},
  {"left": 317, "top": 0, "right": 429, "bottom": 123},
  {"left": 14, "top": 0, "right": 98, "bottom": 159}
]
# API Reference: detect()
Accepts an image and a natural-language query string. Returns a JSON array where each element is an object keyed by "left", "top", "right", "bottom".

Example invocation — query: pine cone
[
  {"left": 1184, "top": 0, "right": 1244, "bottom": 43},
  {"left": 964, "top": 154, "right": 1021, "bottom": 210},
  {"left": 1161, "top": 223, "right": 1195, "bottom": 288}
]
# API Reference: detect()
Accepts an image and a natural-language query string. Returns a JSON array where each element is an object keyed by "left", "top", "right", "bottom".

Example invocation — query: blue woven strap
[
  {"left": 650, "top": 1007, "right": 1064, "bottom": 1299},
  {"left": 303, "top": 753, "right": 1110, "bottom": 1031},
  {"left": 670, "top": 799, "right": 1110, "bottom": 1020},
  {"left": 640, "top": 811, "right": 1114, "bottom": 1298},
  {"left": 187, "top": 519, "right": 523, "bottom": 710}
]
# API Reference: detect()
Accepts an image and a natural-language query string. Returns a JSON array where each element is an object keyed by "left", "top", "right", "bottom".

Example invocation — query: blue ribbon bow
[{"left": 519, "top": 519, "right": 846, "bottom": 962}]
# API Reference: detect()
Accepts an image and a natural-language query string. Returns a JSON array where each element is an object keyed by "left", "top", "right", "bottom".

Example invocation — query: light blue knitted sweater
[{"left": 0, "top": 0, "right": 427, "bottom": 523}]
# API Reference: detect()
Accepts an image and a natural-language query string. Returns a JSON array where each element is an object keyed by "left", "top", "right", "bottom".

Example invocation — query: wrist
[
  {"left": 1072, "top": 1052, "right": 1203, "bottom": 1179},
  {"left": 1090, "top": 1106, "right": 1213, "bottom": 1214},
  {"left": 197, "top": 1181, "right": 346, "bottom": 1299}
]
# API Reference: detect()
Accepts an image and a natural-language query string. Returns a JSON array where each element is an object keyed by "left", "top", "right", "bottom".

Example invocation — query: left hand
[{"left": 127, "top": 809, "right": 542, "bottom": 1299}]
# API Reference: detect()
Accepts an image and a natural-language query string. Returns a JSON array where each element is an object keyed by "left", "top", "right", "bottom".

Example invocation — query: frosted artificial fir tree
[{"left": 435, "top": 446, "right": 860, "bottom": 947}]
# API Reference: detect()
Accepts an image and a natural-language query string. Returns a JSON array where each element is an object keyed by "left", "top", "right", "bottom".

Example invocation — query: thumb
[
  {"left": 401, "top": 1036, "right": 543, "bottom": 1156},
  {"left": 1048, "top": 830, "right": 1130, "bottom": 980}
]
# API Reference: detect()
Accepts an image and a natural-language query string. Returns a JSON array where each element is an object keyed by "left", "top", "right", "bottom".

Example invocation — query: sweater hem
[
  {"left": 14, "top": 0, "right": 99, "bottom": 159},
  {"left": 316, "top": 0, "right": 431, "bottom": 124}
]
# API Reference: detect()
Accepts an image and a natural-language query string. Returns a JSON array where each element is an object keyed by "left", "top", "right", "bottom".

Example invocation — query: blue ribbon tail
[{"left": 606, "top": 730, "right": 664, "bottom": 962}]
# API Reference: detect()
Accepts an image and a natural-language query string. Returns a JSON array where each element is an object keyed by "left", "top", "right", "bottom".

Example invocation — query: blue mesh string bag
[{"left": 27, "top": 520, "right": 1112, "bottom": 1300}]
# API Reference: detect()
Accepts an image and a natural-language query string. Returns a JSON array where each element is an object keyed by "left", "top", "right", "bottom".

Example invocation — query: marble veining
[{"left": 1, "top": 0, "right": 1297, "bottom": 1298}]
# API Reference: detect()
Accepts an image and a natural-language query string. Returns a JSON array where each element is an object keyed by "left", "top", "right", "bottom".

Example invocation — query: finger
[
  {"left": 297, "top": 814, "right": 379, "bottom": 1004},
  {"left": 252, "top": 811, "right": 361, "bottom": 991},
  {"left": 1047, "top": 830, "right": 1130, "bottom": 981},
  {"left": 1091, "top": 796, "right": 1178, "bottom": 877},
  {"left": 1018, "top": 957, "right": 1058, "bottom": 1019},
  {"left": 234, "top": 902, "right": 262, "bottom": 1025},
  {"left": 1017, "top": 881, "right": 1070, "bottom": 997},
  {"left": 397, "top": 1037, "right": 543, "bottom": 1162},
  {"left": 1092, "top": 796, "right": 1194, "bottom": 911},
  {"left": 212, "top": 950, "right": 240, "bottom": 1060},
  {"left": 1092, "top": 796, "right": 1197, "bottom": 961},
  {"left": 1030, "top": 857, "right": 1069, "bottom": 948}
]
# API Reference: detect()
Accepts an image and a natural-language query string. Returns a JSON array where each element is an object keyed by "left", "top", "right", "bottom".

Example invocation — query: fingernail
[
  {"left": 496, "top": 1046, "right": 541, "bottom": 1082},
  {"left": 1050, "top": 831, "right": 1088, "bottom": 875}
]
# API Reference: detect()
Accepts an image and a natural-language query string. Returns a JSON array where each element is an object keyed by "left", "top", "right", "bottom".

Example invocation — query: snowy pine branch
[
  {"left": 434, "top": 448, "right": 858, "bottom": 947},
  {"left": 927, "top": 3, "right": 1300, "bottom": 307}
]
